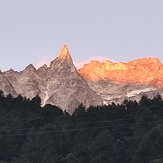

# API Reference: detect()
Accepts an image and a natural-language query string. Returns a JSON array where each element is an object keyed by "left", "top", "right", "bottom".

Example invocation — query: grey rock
[
  {"left": 43, "top": 44, "right": 103, "bottom": 113},
  {"left": 1, "top": 69, "right": 17, "bottom": 96},
  {"left": 1, "top": 45, "right": 103, "bottom": 113},
  {"left": 84, "top": 79, "right": 163, "bottom": 105},
  {"left": 1, "top": 45, "right": 163, "bottom": 113}
]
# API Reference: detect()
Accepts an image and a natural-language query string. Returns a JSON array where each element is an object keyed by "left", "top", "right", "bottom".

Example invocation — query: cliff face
[
  {"left": 40, "top": 44, "right": 103, "bottom": 113},
  {"left": 78, "top": 57, "right": 163, "bottom": 86},
  {"left": 78, "top": 57, "right": 163, "bottom": 104},
  {"left": 1, "top": 45, "right": 163, "bottom": 112},
  {"left": 2, "top": 45, "right": 103, "bottom": 113},
  {"left": 0, "top": 69, "right": 17, "bottom": 96}
]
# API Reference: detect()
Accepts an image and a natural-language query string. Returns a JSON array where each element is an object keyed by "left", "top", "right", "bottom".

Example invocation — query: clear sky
[{"left": 0, "top": 0, "right": 163, "bottom": 72}]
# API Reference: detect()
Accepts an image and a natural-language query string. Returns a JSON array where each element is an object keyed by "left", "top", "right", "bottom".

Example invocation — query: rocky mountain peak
[
  {"left": 58, "top": 44, "right": 73, "bottom": 62},
  {"left": 4, "top": 68, "right": 17, "bottom": 74},
  {"left": 24, "top": 64, "right": 36, "bottom": 71},
  {"left": 1, "top": 45, "right": 163, "bottom": 113},
  {"left": 128, "top": 57, "right": 162, "bottom": 66},
  {"left": 50, "top": 44, "right": 75, "bottom": 71},
  {"left": 22, "top": 64, "right": 37, "bottom": 75},
  {"left": 37, "top": 64, "right": 48, "bottom": 71},
  {"left": 38, "top": 45, "right": 103, "bottom": 113},
  {"left": 78, "top": 57, "right": 163, "bottom": 87},
  {"left": 147, "top": 57, "right": 162, "bottom": 64}
]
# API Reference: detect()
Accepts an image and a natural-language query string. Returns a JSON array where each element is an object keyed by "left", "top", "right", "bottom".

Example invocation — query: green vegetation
[{"left": 0, "top": 91, "right": 163, "bottom": 163}]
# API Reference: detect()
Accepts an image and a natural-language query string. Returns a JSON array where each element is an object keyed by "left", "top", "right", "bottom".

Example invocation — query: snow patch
[
  {"left": 105, "top": 97, "right": 112, "bottom": 100},
  {"left": 42, "top": 85, "right": 49, "bottom": 106},
  {"left": 127, "top": 88, "right": 155, "bottom": 97},
  {"left": 103, "top": 100, "right": 108, "bottom": 105}
]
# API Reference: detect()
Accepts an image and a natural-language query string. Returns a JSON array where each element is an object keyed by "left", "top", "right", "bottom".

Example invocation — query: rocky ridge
[
  {"left": 2, "top": 45, "right": 103, "bottom": 113},
  {"left": 78, "top": 57, "right": 163, "bottom": 86},
  {"left": 1, "top": 45, "right": 163, "bottom": 112},
  {"left": 78, "top": 57, "right": 163, "bottom": 104}
]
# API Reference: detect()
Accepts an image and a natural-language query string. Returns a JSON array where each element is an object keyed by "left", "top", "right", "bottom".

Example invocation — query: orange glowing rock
[
  {"left": 78, "top": 57, "right": 163, "bottom": 87},
  {"left": 58, "top": 44, "right": 72, "bottom": 62}
]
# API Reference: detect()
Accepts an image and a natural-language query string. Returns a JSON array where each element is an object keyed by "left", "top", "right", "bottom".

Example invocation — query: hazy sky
[{"left": 0, "top": 0, "right": 163, "bottom": 71}]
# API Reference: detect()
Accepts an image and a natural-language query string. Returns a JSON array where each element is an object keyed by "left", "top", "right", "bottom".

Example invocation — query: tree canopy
[{"left": 0, "top": 91, "right": 162, "bottom": 163}]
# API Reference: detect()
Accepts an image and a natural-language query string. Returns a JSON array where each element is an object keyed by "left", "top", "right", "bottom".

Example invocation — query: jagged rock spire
[
  {"left": 58, "top": 44, "right": 73, "bottom": 62},
  {"left": 50, "top": 44, "right": 74, "bottom": 69}
]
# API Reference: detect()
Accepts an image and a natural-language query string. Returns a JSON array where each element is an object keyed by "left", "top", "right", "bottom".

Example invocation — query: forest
[{"left": 0, "top": 90, "right": 163, "bottom": 163}]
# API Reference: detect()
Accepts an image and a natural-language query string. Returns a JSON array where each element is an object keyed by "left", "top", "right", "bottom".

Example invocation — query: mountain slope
[
  {"left": 41, "top": 44, "right": 103, "bottom": 113},
  {"left": 78, "top": 58, "right": 163, "bottom": 104},
  {"left": 78, "top": 57, "right": 163, "bottom": 86},
  {"left": 1, "top": 45, "right": 163, "bottom": 112},
  {"left": 2, "top": 45, "right": 103, "bottom": 113},
  {"left": 0, "top": 70, "right": 17, "bottom": 96}
]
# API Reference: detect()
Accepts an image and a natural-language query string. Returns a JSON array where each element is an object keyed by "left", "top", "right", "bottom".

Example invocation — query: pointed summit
[
  {"left": 58, "top": 44, "right": 72, "bottom": 62},
  {"left": 50, "top": 44, "right": 74, "bottom": 69},
  {"left": 24, "top": 64, "right": 36, "bottom": 72}
]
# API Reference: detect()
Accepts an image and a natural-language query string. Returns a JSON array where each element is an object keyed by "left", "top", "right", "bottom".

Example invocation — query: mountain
[
  {"left": 1, "top": 45, "right": 163, "bottom": 112},
  {"left": 78, "top": 58, "right": 163, "bottom": 104},
  {"left": 78, "top": 58, "right": 163, "bottom": 86},
  {"left": 38, "top": 44, "right": 103, "bottom": 113},
  {"left": 2, "top": 45, "right": 103, "bottom": 113}
]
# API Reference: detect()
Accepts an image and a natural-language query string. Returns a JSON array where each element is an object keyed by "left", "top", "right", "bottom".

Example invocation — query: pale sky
[{"left": 0, "top": 0, "right": 163, "bottom": 72}]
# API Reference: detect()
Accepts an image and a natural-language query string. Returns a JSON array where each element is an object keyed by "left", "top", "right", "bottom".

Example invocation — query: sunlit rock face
[
  {"left": 1, "top": 45, "right": 163, "bottom": 112},
  {"left": 78, "top": 57, "right": 163, "bottom": 104}
]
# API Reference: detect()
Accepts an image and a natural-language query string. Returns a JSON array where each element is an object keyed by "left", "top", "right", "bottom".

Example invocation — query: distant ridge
[{"left": 78, "top": 57, "right": 163, "bottom": 87}]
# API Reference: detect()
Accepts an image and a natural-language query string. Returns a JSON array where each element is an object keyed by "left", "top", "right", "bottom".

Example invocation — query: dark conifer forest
[{"left": 0, "top": 90, "right": 163, "bottom": 163}]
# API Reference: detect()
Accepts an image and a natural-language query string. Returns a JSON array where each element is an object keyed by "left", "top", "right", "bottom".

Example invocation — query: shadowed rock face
[
  {"left": 2, "top": 45, "right": 103, "bottom": 113},
  {"left": 43, "top": 44, "right": 103, "bottom": 113},
  {"left": 0, "top": 70, "right": 17, "bottom": 96},
  {"left": 1, "top": 45, "right": 163, "bottom": 112}
]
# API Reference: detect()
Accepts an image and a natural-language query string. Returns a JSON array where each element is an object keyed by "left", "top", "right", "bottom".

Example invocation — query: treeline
[{"left": 0, "top": 91, "right": 163, "bottom": 163}]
